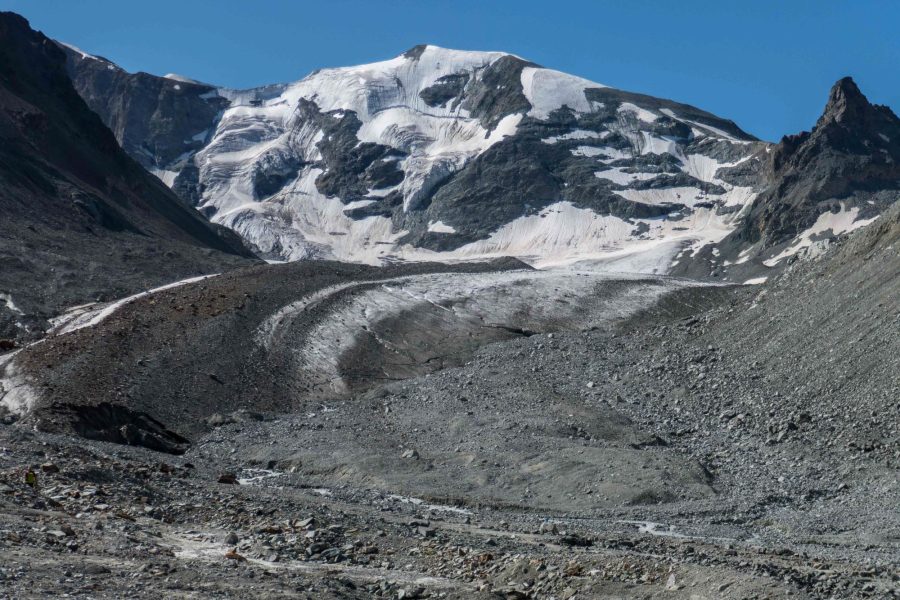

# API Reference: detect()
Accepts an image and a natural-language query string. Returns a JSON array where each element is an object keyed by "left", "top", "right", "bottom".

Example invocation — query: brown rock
[{"left": 218, "top": 473, "right": 239, "bottom": 484}]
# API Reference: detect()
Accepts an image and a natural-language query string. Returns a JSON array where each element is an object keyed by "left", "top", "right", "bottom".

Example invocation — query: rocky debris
[
  {"left": 0, "top": 194, "right": 896, "bottom": 598},
  {"left": 0, "top": 417, "right": 896, "bottom": 598},
  {"left": 559, "top": 533, "right": 593, "bottom": 547},
  {"left": 1, "top": 247, "right": 896, "bottom": 596}
]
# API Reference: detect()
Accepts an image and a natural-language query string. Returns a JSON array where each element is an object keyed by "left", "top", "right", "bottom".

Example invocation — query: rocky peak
[
  {"left": 771, "top": 76, "right": 899, "bottom": 168},
  {"left": 818, "top": 77, "right": 870, "bottom": 126},
  {"left": 813, "top": 76, "right": 900, "bottom": 142},
  {"left": 402, "top": 44, "right": 429, "bottom": 60},
  {"left": 721, "top": 75, "right": 899, "bottom": 266}
]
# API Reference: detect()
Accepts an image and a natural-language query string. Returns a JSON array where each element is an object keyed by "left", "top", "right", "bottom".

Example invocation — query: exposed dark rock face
[
  {"left": 306, "top": 100, "right": 407, "bottom": 201},
  {"left": 461, "top": 55, "right": 537, "bottom": 130},
  {"left": 61, "top": 44, "right": 229, "bottom": 176},
  {"left": 584, "top": 87, "right": 750, "bottom": 141},
  {"left": 736, "top": 77, "right": 900, "bottom": 247},
  {"left": 419, "top": 73, "right": 469, "bottom": 109},
  {"left": 61, "top": 402, "right": 191, "bottom": 455},
  {"left": 0, "top": 12, "right": 255, "bottom": 340},
  {"left": 171, "top": 162, "right": 205, "bottom": 207}
]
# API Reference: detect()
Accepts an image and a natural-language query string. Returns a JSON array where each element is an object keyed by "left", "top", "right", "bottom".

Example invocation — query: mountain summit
[
  {"left": 730, "top": 76, "right": 899, "bottom": 258},
  {"left": 62, "top": 43, "right": 764, "bottom": 271},
  {"left": 818, "top": 76, "right": 889, "bottom": 128}
]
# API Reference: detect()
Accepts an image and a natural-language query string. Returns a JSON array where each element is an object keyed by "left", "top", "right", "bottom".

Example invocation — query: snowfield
[{"left": 137, "top": 45, "right": 773, "bottom": 272}]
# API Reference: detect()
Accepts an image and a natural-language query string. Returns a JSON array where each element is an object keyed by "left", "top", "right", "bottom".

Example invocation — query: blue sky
[{"left": 5, "top": 0, "right": 897, "bottom": 141}]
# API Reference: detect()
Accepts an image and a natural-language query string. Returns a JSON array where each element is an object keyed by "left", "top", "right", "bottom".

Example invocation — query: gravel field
[{"left": 1, "top": 207, "right": 898, "bottom": 599}]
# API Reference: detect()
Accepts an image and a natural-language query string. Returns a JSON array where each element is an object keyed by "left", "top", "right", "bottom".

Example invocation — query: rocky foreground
[
  {"left": 1, "top": 205, "right": 898, "bottom": 597},
  {"left": 0, "top": 313, "right": 896, "bottom": 598}
]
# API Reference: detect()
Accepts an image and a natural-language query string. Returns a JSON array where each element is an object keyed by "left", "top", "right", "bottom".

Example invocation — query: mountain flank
[{"left": 0, "top": 13, "right": 256, "bottom": 341}]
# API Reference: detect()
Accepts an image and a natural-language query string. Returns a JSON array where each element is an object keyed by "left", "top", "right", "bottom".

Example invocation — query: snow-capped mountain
[
  {"left": 62, "top": 43, "right": 772, "bottom": 272},
  {"left": 62, "top": 43, "right": 900, "bottom": 278}
]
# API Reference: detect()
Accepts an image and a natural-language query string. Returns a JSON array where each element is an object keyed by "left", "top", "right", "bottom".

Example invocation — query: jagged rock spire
[{"left": 816, "top": 76, "right": 892, "bottom": 130}]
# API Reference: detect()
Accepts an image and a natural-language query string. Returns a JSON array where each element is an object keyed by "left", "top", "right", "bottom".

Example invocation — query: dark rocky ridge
[
  {"left": 460, "top": 54, "right": 538, "bottom": 130},
  {"left": 60, "top": 44, "right": 229, "bottom": 176},
  {"left": 735, "top": 76, "right": 899, "bottom": 247},
  {"left": 308, "top": 100, "right": 407, "bottom": 202},
  {"left": 0, "top": 13, "right": 256, "bottom": 340},
  {"left": 674, "top": 76, "right": 899, "bottom": 281}
]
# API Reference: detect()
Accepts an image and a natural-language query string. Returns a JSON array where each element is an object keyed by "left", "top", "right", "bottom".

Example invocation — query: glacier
[{"left": 70, "top": 44, "right": 771, "bottom": 272}]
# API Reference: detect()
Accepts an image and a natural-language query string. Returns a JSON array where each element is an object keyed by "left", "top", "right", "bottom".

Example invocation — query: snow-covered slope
[{"left": 64, "top": 44, "right": 772, "bottom": 272}]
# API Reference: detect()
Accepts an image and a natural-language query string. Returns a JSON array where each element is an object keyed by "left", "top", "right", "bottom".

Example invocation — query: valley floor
[{"left": 0, "top": 259, "right": 897, "bottom": 599}]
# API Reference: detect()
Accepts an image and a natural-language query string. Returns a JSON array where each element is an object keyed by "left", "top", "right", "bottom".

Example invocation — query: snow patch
[
  {"left": 680, "top": 118, "right": 744, "bottom": 142},
  {"left": 164, "top": 73, "right": 203, "bottom": 85},
  {"left": 593, "top": 168, "right": 656, "bottom": 185},
  {"left": 618, "top": 102, "right": 657, "bottom": 123},
  {"left": 614, "top": 186, "right": 703, "bottom": 207},
  {"left": 0, "top": 293, "right": 23, "bottom": 315},
  {"left": 763, "top": 205, "right": 879, "bottom": 266},
  {"left": 521, "top": 67, "right": 606, "bottom": 119},
  {"left": 444, "top": 202, "right": 637, "bottom": 266},
  {"left": 578, "top": 146, "right": 631, "bottom": 161},
  {"left": 427, "top": 221, "right": 457, "bottom": 234},
  {"left": 149, "top": 168, "right": 179, "bottom": 188},
  {"left": 386, "top": 495, "right": 472, "bottom": 515},
  {"left": 541, "top": 130, "right": 607, "bottom": 144},
  {"left": 639, "top": 132, "right": 680, "bottom": 156},
  {"left": 57, "top": 42, "right": 100, "bottom": 62},
  {"left": 237, "top": 469, "right": 283, "bottom": 486},
  {"left": 681, "top": 154, "right": 751, "bottom": 184},
  {"left": 0, "top": 352, "right": 37, "bottom": 417}
]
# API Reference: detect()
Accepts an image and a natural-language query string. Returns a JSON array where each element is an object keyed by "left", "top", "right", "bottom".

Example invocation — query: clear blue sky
[{"left": 5, "top": 0, "right": 897, "bottom": 141}]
